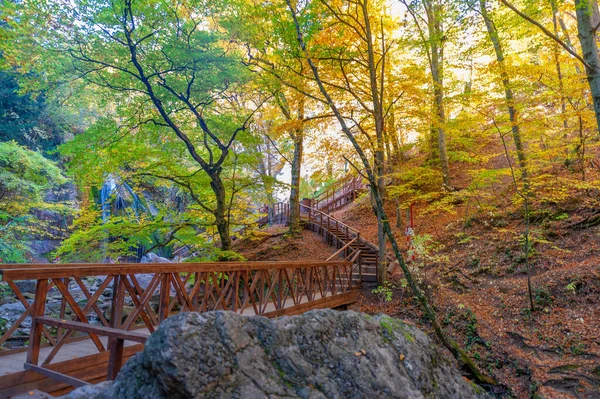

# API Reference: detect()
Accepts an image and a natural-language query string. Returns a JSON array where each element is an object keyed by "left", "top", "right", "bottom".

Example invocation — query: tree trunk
[
  {"left": 425, "top": 0, "right": 451, "bottom": 188},
  {"left": 286, "top": 1, "right": 495, "bottom": 382},
  {"left": 372, "top": 185, "right": 496, "bottom": 385},
  {"left": 289, "top": 123, "right": 304, "bottom": 234},
  {"left": 480, "top": 0, "right": 529, "bottom": 188},
  {"left": 575, "top": 0, "right": 600, "bottom": 135},
  {"left": 361, "top": 0, "right": 388, "bottom": 283},
  {"left": 551, "top": 0, "right": 568, "bottom": 131},
  {"left": 211, "top": 174, "right": 231, "bottom": 251}
]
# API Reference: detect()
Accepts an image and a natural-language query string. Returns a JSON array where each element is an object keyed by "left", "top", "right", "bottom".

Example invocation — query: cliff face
[{"left": 63, "top": 310, "right": 486, "bottom": 399}]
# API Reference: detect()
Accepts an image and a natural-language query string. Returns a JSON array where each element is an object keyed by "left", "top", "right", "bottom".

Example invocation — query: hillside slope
[{"left": 331, "top": 193, "right": 600, "bottom": 399}]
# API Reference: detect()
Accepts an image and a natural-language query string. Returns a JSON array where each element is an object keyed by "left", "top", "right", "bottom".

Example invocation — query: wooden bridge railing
[
  {"left": 257, "top": 175, "right": 365, "bottom": 229},
  {"left": 0, "top": 259, "right": 361, "bottom": 387},
  {"left": 313, "top": 176, "right": 365, "bottom": 214},
  {"left": 257, "top": 202, "right": 290, "bottom": 227},
  {"left": 305, "top": 205, "right": 360, "bottom": 241}
]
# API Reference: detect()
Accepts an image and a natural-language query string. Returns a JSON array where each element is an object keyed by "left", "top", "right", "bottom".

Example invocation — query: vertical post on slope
[
  {"left": 358, "top": 232, "right": 362, "bottom": 284},
  {"left": 26, "top": 278, "right": 48, "bottom": 366},
  {"left": 405, "top": 204, "right": 416, "bottom": 262}
]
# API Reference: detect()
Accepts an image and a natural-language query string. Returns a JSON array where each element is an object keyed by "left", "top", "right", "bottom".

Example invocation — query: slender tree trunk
[
  {"left": 211, "top": 174, "right": 231, "bottom": 251},
  {"left": 361, "top": 0, "right": 387, "bottom": 283},
  {"left": 289, "top": 105, "right": 304, "bottom": 234},
  {"left": 575, "top": 0, "right": 600, "bottom": 135},
  {"left": 480, "top": 0, "right": 529, "bottom": 188},
  {"left": 425, "top": 0, "right": 451, "bottom": 188},
  {"left": 551, "top": 0, "right": 569, "bottom": 132}
]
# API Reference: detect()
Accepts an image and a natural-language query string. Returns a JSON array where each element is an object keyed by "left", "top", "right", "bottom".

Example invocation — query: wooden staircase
[
  {"left": 258, "top": 175, "right": 379, "bottom": 283},
  {"left": 304, "top": 208, "right": 379, "bottom": 283},
  {"left": 313, "top": 175, "right": 366, "bottom": 214}
]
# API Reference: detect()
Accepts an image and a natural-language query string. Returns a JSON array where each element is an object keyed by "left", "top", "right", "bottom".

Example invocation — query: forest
[{"left": 1, "top": 0, "right": 600, "bottom": 397}]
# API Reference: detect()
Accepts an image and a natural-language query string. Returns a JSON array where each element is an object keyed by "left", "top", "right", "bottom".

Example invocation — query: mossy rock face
[{"left": 63, "top": 310, "right": 488, "bottom": 399}]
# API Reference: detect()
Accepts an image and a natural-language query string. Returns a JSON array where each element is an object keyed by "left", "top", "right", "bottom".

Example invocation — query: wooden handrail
[
  {"left": 305, "top": 205, "right": 360, "bottom": 236},
  {"left": 326, "top": 238, "right": 358, "bottom": 261},
  {"left": 312, "top": 174, "right": 358, "bottom": 202},
  {"left": 346, "top": 249, "right": 361, "bottom": 263},
  {"left": 1, "top": 257, "right": 362, "bottom": 388},
  {"left": 0, "top": 260, "right": 351, "bottom": 281},
  {"left": 35, "top": 317, "right": 149, "bottom": 344}
]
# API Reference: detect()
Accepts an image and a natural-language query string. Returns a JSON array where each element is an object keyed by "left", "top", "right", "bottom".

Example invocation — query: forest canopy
[{"left": 2, "top": 0, "right": 599, "bottom": 262}]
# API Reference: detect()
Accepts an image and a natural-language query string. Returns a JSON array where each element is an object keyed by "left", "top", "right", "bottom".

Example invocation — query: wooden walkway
[
  {"left": 0, "top": 288, "right": 350, "bottom": 375},
  {"left": 0, "top": 259, "right": 361, "bottom": 397},
  {"left": 0, "top": 174, "right": 372, "bottom": 397}
]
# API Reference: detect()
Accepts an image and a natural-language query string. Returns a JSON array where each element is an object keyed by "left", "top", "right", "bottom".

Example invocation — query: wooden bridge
[
  {"left": 0, "top": 257, "right": 361, "bottom": 397},
  {"left": 0, "top": 175, "right": 377, "bottom": 397}
]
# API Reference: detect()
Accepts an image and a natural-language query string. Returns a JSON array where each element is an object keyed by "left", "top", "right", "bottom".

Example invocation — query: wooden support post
[
  {"left": 319, "top": 212, "right": 323, "bottom": 235},
  {"left": 57, "top": 278, "right": 68, "bottom": 341},
  {"left": 107, "top": 337, "right": 124, "bottom": 380},
  {"left": 277, "top": 270, "right": 283, "bottom": 309},
  {"left": 109, "top": 276, "right": 124, "bottom": 330},
  {"left": 332, "top": 266, "right": 336, "bottom": 295},
  {"left": 193, "top": 272, "right": 200, "bottom": 310},
  {"left": 26, "top": 279, "right": 48, "bottom": 366},
  {"left": 359, "top": 251, "right": 363, "bottom": 283},
  {"left": 159, "top": 273, "right": 170, "bottom": 322},
  {"left": 107, "top": 274, "right": 125, "bottom": 378}
]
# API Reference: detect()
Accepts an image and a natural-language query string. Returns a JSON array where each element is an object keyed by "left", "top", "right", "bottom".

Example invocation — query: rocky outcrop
[
  {"left": 140, "top": 252, "right": 171, "bottom": 263},
  {"left": 63, "top": 310, "right": 487, "bottom": 399}
]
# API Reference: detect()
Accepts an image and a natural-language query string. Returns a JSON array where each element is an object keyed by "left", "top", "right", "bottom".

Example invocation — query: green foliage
[
  {"left": 464, "top": 309, "right": 484, "bottom": 349},
  {"left": 388, "top": 167, "right": 444, "bottom": 206},
  {"left": 184, "top": 249, "right": 246, "bottom": 263},
  {"left": 533, "top": 286, "right": 553, "bottom": 307},
  {"left": 0, "top": 141, "right": 68, "bottom": 262},
  {"left": 2, "top": 0, "right": 264, "bottom": 256},
  {"left": 372, "top": 281, "right": 394, "bottom": 308},
  {"left": 0, "top": 70, "right": 71, "bottom": 153},
  {"left": 564, "top": 280, "right": 579, "bottom": 294},
  {"left": 412, "top": 234, "right": 448, "bottom": 264}
]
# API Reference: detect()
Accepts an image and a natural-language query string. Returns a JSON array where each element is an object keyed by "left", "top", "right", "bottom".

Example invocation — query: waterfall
[
  {"left": 100, "top": 175, "right": 116, "bottom": 223},
  {"left": 100, "top": 175, "right": 149, "bottom": 221},
  {"left": 99, "top": 174, "right": 151, "bottom": 261}
]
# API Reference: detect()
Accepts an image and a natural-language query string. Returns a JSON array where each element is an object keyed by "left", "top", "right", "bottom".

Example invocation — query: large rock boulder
[
  {"left": 63, "top": 310, "right": 487, "bottom": 399},
  {"left": 140, "top": 253, "right": 171, "bottom": 263}
]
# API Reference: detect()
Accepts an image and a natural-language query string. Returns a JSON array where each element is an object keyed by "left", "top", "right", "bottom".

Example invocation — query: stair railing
[{"left": 313, "top": 175, "right": 365, "bottom": 214}]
